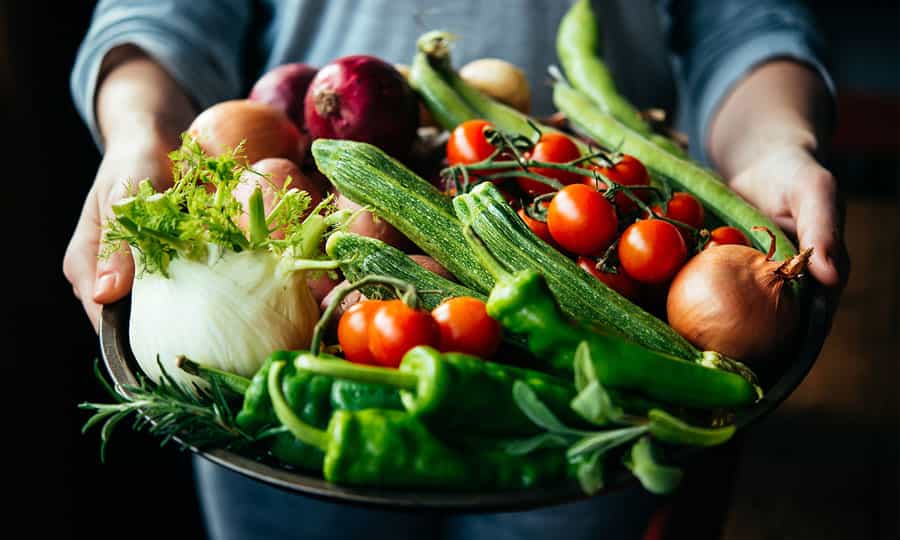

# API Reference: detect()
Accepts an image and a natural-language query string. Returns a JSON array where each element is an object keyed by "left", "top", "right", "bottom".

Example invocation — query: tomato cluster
[
  {"left": 338, "top": 296, "right": 501, "bottom": 367},
  {"left": 445, "top": 120, "right": 754, "bottom": 313}
]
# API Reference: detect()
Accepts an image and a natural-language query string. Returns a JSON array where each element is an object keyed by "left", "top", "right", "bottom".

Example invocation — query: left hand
[{"left": 727, "top": 144, "right": 850, "bottom": 321}]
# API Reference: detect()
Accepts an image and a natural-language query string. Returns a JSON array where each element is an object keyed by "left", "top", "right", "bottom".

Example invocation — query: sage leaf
[
  {"left": 625, "top": 437, "right": 683, "bottom": 495},
  {"left": 648, "top": 409, "right": 735, "bottom": 447},
  {"left": 573, "top": 341, "right": 597, "bottom": 392},
  {"left": 566, "top": 425, "right": 648, "bottom": 460},
  {"left": 504, "top": 432, "right": 572, "bottom": 456},
  {"left": 576, "top": 450, "right": 606, "bottom": 495},
  {"left": 571, "top": 380, "right": 627, "bottom": 426},
  {"left": 512, "top": 380, "right": 587, "bottom": 436}
]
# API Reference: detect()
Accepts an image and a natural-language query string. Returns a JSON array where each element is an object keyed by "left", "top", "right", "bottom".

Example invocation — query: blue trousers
[{"left": 193, "top": 457, "right": 663, "bottom": 540}]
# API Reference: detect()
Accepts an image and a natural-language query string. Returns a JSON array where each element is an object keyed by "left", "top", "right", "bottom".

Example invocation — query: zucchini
[
  {"left": 326, "top": 231, "right": 484, "bottom": 310},
  {"left": 553, "top": 82, "right": 798, "bottom": 262},
  {"left": 409, "top": 44, "right": 478, "bottom": 131},
  {"left": 454, "top": 182, "right": 700, "bottom": 361},
  {"left": 311, "top": 138, "right": 493, "bottom": 293}
]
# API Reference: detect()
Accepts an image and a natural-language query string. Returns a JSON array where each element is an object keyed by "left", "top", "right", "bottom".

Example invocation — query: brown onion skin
[
  {"left": 304, "top": 55, "right": 419, "bottom": 159},
  {"left": 189, "top": 100, "right": 305, "bottom": 165},
  {"left": 248, "top": 63, "right": 317, "bottom": 130},
  {"left": 666, "top": 244, "right": 800, "bottom": 364}
]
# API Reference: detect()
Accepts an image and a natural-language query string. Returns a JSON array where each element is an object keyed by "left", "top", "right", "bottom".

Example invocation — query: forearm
[
  {"left": 95, "top": 45, "right": 197, "bottom": 151},
  {"left": 707, "top": 60, "right": 834, "bottom": 179}
]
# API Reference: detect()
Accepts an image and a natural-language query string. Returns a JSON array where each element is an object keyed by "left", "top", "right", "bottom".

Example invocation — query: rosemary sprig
[{"left": 79, "top": 359, "right": 252, "bottom": 462}]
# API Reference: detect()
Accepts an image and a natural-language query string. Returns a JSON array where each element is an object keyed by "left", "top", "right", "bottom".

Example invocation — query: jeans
[{"left": 193, "top": 456, "right": 662, "bottom": 540}]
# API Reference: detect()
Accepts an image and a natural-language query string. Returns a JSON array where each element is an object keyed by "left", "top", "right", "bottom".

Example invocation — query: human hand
[
  {"left": 63, "top": 138, "right": 174, "bottom": 331},
  {"left": 726, "top": 144, "right": 850, "bottom": 326}
]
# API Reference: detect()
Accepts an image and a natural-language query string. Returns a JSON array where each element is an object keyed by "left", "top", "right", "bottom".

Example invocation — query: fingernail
[{"left": 94, "top": 273, "right": 117, "bottom": 301}]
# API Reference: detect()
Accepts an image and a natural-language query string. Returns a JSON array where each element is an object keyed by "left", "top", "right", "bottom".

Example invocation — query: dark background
[{"left": 3, "top": 2, "right": 898, "bottom": 539}]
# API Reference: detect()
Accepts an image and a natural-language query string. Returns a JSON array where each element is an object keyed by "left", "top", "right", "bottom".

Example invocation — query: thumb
[
  {"left": 93, "top": 182, "right": 135, "bottom": 304},
  {"left": 792, "top": 168, "right": 843, "bottom": 288}
]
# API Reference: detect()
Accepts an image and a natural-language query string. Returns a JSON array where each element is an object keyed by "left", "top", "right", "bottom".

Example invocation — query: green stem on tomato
[{"left": 310, "top": 274, "right": 421, "bottom": 355}]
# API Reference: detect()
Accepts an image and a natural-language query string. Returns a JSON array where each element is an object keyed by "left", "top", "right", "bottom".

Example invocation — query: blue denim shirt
[{"left": 71, "top": 0, "right": 833, "bottom": 165}]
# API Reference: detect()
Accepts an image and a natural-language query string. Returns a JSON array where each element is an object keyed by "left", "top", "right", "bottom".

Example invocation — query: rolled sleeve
[
  {"left": 668, "top": 0, "right": 835, "bottom": 164},
  {"left": 70, "top": 0, "right": 251, "bottom": 148}
]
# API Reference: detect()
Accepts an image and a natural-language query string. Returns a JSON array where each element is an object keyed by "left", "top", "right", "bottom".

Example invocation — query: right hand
[{"left": 63, "top": 137, "right": 175, "bottom": 331}]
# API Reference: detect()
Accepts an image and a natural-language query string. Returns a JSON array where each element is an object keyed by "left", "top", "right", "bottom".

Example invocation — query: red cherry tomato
[
  {"left": 652, "top": 192, "right": 705, "bottom": 229},
  {"left": 582, "top": 154, "right": 650, "bottom": 212},
  {"left": 577, "top": 257, "right": 640, "bottom": 301},
  {"left": 706, "top": 226, "right": 751, "bottom": 249},
  {"left": 517, "top": 204, "right": 553, "bottom": 243},
  {"left": 432, "top": 297, "right": 502, "bottom": 358},
  {"left": 368, "top": 300, "right": 440, "bottom": 368},
  {"left": 446, "top": 119, "right": 496, "bottom": 165},
  {"left": 337, "top": 300, "right": 384, "bottom": 365},
  {"left": 618, "top": 219, "right": 687, "bottom": 284},
  {"left": 518, "top": 133, "right": 582, "bottom": 195},
  {"left": 547, "top": 184, "right": 618, "bottom": 255}
]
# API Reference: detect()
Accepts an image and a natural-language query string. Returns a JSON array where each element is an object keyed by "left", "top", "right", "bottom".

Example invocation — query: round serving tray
[{"left": 98, "top": 285, "right": 828, "bottom": 512}]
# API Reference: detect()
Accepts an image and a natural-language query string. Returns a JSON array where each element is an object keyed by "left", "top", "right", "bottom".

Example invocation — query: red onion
[
  {"left": 304, "top": 55, "right": 419, "bottom": 159},
  {"left": 248, "top": 63, "right": 317, "bottom": 130}
]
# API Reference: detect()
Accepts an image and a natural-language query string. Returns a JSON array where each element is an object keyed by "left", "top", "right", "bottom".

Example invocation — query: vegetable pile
[{"left": 81, "top": 0, "right": 814, "bottom": 499}]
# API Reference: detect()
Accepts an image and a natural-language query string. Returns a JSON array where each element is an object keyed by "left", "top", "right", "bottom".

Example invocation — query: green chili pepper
[
  {"left": 269, "top": 360, "right": 568, "bottom": 490},
  {"left": 294, "top": 347, "right": 580, "bottom": 436},
  {"left": 463, "top": 227, "right": 758, "bottom": 409}
]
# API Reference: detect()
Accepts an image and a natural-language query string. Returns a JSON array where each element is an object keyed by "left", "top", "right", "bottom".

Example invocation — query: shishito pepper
[
  {"left": 268, "top": 360, "right": 567, "bottom": 489},
  {"left": 461, "top": 227, "right": 759, "bottom": 409},
  {"left": 294, "top": 346, "right": 581, "bottom": 436},
  {"left": 235, "top": 351, "right": 403, "bottom": 470}
]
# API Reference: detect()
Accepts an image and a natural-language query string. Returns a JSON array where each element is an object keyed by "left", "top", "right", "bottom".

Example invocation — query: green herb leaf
[
  {"left": 504, "top": 432, "right": 572, "bottom": 456},
  {"left": 511, "top": 380, "right": 587, "bottom": 436},
  {"left": 624, "top": 437, "right": 683, "bottom": 495},
  {"left": 573, "top": 341, "right": 596, "bottom": 392},
  {"left": 648, "top": 409, "right": 736, "bottom": 447},
  {"left": 575, "top": 450, "right": 606, "bottom": 495},
  {"left": 566, "top": 425, "right": 648, "bottom": 460},
  {"left": 571, "top": 380, "right": 626, "bottom": 426}
]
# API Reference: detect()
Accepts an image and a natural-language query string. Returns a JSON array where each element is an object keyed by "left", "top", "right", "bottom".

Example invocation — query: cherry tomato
[
  {"left": 582, "top": 154, "right": 650, "bottom": 212},
  {"left": 517, "top": 204, "right": 553, "bottom": 243},
  {"left": 652, "top": 192, "right": 705, "bottom": 229},
  {"left": 618, "top": 219, "right": 687, "bottom": 284},
  {"left": 547, "top": 184, "right": 618, "bottom": 255},
  {"left": 368, "top": 300, "right": 439, "bottom": 368},
  {"left": 337, "top": 300, "right": 384, "bottom": 365},
  {"left": 432, "top": 297, "right": 502, "bottom": 358},
  {"left": 446, "top": 119, "right": 496, "bottom": 165},
  {"left": 518, "top": 133, "right": 582, "bottom": 195},
  {"left": 577, "top": 257, "right": 640, "bottom": 301},
  {"left": 706, "top": 226, "right": 750, "bottom": 249}
]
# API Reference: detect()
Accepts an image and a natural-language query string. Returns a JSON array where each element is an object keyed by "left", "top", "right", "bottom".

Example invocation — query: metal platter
[{"left": 98, "top": 285, "right": 828, "bottom": 512}]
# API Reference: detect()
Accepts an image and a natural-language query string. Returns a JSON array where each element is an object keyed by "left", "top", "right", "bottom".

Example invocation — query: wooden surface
[{"left": 721, "top": 196, "right": 900, "bottom": 540}]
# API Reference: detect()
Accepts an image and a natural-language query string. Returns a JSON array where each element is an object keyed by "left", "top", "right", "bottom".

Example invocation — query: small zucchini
[
  {"left": 454, "top": 182, "right": 700, "bottom": 361},
  {"left": 311, "top": 138, "right": 494, "bottom": 293},
  {"left": 326, "top": 231, "right": 484, "bottom": 310}
]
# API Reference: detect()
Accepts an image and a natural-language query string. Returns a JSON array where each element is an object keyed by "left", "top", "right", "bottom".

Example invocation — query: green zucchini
[
  {"left": 553, "top": 82, "right": 798, "bottom": 262},
  {"left": 311, "top": 138, "right": 494, "bottom": 293},
  {"left": 454, "top": 182, "right": 700, "bottom": 361},
  {"left": 326, "top": 231, "right": 484, "bottom": 310},
  {"left": 409, "top": 43, "right": 478, "bottom": 131}
]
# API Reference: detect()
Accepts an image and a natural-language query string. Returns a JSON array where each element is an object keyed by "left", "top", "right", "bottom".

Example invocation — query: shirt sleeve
[
  {"left": 666, "top": 0, "right": 836, "bottom": 165},
  {"left": 70, "top": 0, "right": 252, "bottom": 149}
]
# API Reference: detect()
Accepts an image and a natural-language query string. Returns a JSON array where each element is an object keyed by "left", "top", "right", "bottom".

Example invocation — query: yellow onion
[
  {"left": 460, "top": 58, "right": 532, "bottom": 114},
  {"left": 666, "top": 234, "right": 812, "bottom": 365}
]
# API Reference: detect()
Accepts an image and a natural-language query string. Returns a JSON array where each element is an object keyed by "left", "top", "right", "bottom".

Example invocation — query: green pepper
[
  {"left": 235, "top": 351, "right": 404, "bottom": 470},
  {"left": 268, "top": 361, "right": 568, "bottom": 490},
  {"left": 293, "top": 347, "right": 580, "bottom": 436}
]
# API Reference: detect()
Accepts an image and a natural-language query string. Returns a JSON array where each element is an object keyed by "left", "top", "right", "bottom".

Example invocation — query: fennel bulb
[{"left": 104, "top": 137, "right": 347, "bottom": 386}]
